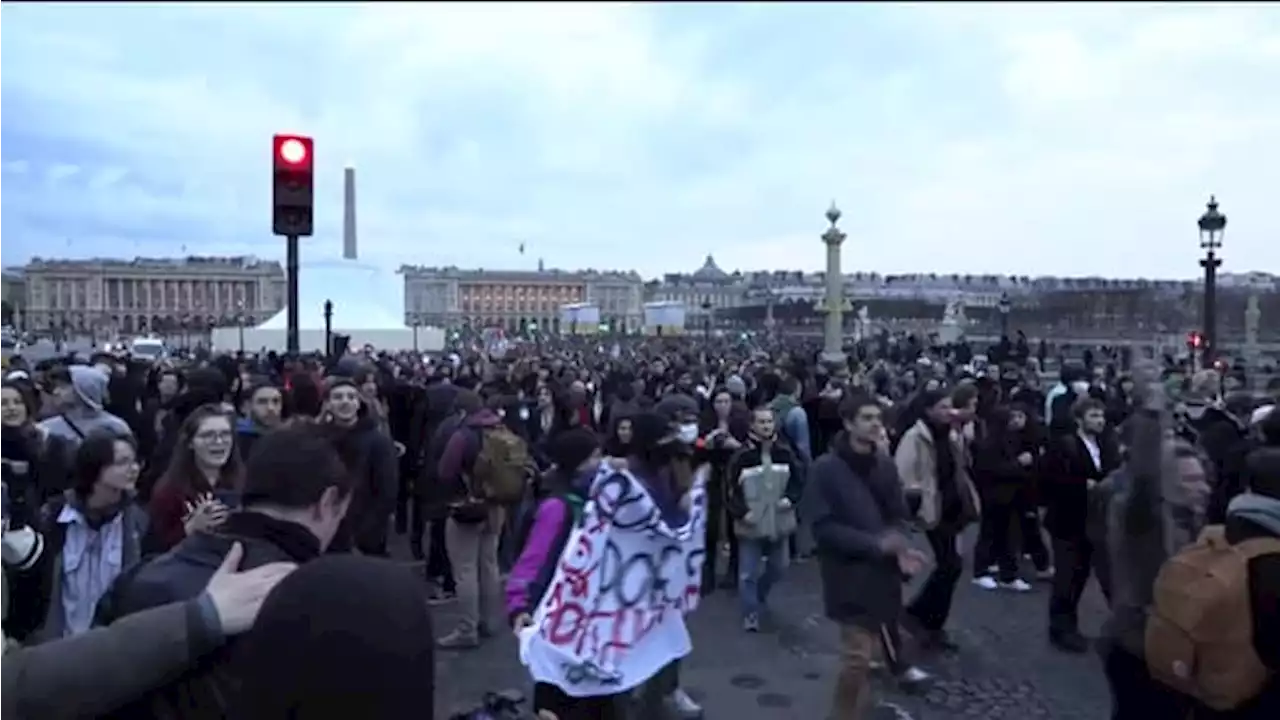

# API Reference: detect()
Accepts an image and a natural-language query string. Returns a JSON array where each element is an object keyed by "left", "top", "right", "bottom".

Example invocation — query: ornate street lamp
[{"left": 1197, "top": 196, "right": 1226, "bottom": 365}]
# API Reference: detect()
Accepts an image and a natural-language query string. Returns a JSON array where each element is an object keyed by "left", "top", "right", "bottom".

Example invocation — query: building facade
[
  {"left": 643, "top": 255, "right": 751, "bottom": 329},
  {"left": 17, "top": 256, "right": 285, "bottom": 336},
  {"left": 401, "top": 266, "right": 645, "bottom": 334},
  {"left": 1, "top": 270, "right": 27, "bottom": 327}
]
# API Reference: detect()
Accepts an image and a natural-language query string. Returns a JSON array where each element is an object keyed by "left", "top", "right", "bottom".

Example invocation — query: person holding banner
[{"left": 515, "top": 397, "right": 707, "bottom": 720}]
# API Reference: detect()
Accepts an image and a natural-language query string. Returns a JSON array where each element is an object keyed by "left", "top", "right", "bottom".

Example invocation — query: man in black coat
[{"left": 97, "top": 424, "right": 355, "bottom": 720}]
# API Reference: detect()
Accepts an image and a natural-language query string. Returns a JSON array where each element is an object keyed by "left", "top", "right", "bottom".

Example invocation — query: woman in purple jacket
[{"left": 504, "top": 427, "right": 610, "bottom": 720}]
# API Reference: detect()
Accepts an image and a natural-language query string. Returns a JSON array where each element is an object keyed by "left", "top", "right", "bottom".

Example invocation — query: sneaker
[
  {"left": 897, "top": 665, "right": 933, "bottom": 692},
  {"left": 1000, "top": 578, "right": 1033, "bottom": 592},
  {"left": 669, "top": 688, "right": 703, "bottom": 719},
  {"left": 971, "top": 575, "right": 999, "bottom": 590},
  {"left": 1035, "top": 566, "right": 1055, "bottom": 581},
  {"left": 435, "top": 629, "right": 480, "bottom": 650},
  {"left": 742, "top": 613, "right": 760, "bottom": 632}
]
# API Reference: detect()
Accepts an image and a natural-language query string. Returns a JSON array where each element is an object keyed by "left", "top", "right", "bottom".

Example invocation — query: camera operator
[
  {"left": 2, "top": 380, "right": 72, "bottom": 530},
  {"left": 1, "top": 379, "right": 71, "bottom": 648}
]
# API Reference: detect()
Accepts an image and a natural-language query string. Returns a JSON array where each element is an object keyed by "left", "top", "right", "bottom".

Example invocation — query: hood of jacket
[
  {"left": 463, "top": 408, "right": 503, "bottom": 429},
  {"left": 68, "top": 365, "right": 109, "bottom": 413},
  {"left": 770, "top": 394, "right": 799, "bottom": 419},
  {"left": 1226, "top": 491, "right": 1280, "bottom": 538}
]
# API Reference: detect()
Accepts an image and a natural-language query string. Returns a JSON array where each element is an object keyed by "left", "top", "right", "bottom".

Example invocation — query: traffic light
[
  {"left": 272, "top": 134, "right": 314, "bottom": 237},
  {"left": 1187, "top": 331, "right": 1203, "bottom": 349}
]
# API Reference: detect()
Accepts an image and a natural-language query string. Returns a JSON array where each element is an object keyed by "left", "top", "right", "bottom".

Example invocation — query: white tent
[{"left": 211, "top": 259, "right": 443, "bottom": 353}]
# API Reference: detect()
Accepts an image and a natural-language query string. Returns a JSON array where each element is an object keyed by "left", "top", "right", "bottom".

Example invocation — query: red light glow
[{"left": 279, "top": 138, "right": 308, "bottom": 165}]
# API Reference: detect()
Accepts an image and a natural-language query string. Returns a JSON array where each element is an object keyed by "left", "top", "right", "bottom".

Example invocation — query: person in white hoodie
[{"left": 37, "top": 366, "right": 132, "bottom": 448}]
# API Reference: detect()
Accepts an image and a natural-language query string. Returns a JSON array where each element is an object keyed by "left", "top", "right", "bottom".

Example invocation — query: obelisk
[{"left": 342, "top": 167, "right": 357, "bottom": 260}]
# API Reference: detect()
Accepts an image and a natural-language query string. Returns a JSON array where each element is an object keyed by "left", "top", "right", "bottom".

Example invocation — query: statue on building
[
  {"left": 938, "top": 297, "right": 966, "bottom": 344},
  {"left": 852, "top": 304, "right": 871, "bottom": 342}
]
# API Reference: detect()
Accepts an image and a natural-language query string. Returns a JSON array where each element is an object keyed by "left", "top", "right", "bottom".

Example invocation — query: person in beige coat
[{"left": 893, "top": 388, "right": 981, "bottom": 651}]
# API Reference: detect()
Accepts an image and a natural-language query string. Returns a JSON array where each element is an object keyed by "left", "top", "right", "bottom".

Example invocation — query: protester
[
  {"left": 144, "top": 404, "right": 243, "bottom": 555},
  {"left": 12, "top": 431, "right": 147, "bottom": 642},
  {"left": 894, "top": 387, "right": 981, "bottom": 651},
  {"left": 234, "top": 379, "right": 284, "bottom": 462},
  {"left": 2, "top": 380, "right": 71, "bottom": 522},
  {"left": 320, "top": 376, "right": 398, "bottom": 555},
  {"left": 97, "top": 422, "right": 354, "bottom": 719},
  {"left": 435, "top": 388, "right": 518, "bottom": 649},
  {"left": 231, "top": 554, "right": 434, "bottom": 720},
  {"left": 724, "top": 403, "right": 802, "bottom": 631},
  {"left": 37, "top": 366, "right": 132, "bottom": 448},
  {"left": 2, "top": 543, "right": 295, "bottom": 720},
  {"left": 808, "top": 391, "right": 931, "bottom": 719}
]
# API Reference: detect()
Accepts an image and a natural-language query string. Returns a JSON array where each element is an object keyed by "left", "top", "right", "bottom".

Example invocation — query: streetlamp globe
[{"left": 1198, "top": 195, "right": 1227, "bottom": 251}]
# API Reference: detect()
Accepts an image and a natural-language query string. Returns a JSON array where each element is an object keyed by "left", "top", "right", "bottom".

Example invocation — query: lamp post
[
  {"left": 700, "top": 300, "right": 712, "bottom": 341},
  {"left": 998, "top": 291, "right": 1011, "bottom": 338},
  {"left": 1198, "top": 196, "right": 1226, "bottom": 367},
  {"left": 820, "top": 201, "right": 847, "bottom": 364},
  {"left": 235, "top": 300, "right": 246, "bottom": 354},
  {"left": 323, "top": 299, "right": 334, "bottom": 358}
]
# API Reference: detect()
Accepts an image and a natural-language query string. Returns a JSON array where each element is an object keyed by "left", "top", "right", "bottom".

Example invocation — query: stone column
[
  {"left": 1245, "top": 292, "right": 1262, "bottom": 392},
  {"left": 820, "top": 202, "right": 846, "bottom": 364}
]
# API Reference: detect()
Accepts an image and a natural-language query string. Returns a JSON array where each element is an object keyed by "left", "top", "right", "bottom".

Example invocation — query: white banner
[
  {"left": 642, "top": 301, "right": 686, "bottom": 329},
  {"left": 519, "top": 462, "right": 707, "bottom": 697}
]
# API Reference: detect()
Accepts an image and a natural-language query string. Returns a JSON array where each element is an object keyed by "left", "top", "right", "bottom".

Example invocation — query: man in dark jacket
[
  {"left": 805, "top": 391, "right": 930, "bottom": 719},
  {"left": 1047, "top": 365, "right": 1090, "bottom": 437},
  {"left": 409, "top": 379, "right": 460, "bottom": 550},
  {"left": 321, "top": 377, "right": 398, "bottom": 556},
  {"left": 96, "top": 423, "right": 355, "bottom": 720},
  {"left": 234, "top": 380, "right": 283, "bottom": 463},
  {"left": 416, "top": 383, "right": 464, "bottom": 599}
]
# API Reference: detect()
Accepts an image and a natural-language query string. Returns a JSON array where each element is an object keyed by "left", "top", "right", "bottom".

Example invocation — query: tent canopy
[{"left": 256, "top": 259, "right": 406, "bottom": 331}]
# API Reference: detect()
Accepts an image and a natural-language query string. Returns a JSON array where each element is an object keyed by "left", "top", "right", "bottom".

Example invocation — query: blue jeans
[{"left": 738, "top": 537, "right": 788, "bottom": 617}]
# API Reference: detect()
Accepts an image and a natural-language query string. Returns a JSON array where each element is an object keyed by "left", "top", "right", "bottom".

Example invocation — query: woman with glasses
[{"left": 143, "top": 405, "right": 244, "bottom": 556}]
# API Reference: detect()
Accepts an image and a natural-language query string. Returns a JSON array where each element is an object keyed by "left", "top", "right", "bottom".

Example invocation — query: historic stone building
[
  {"left": 17, "top": 256, "right": 285, "bottom": 336},
  {"left": 401, "top": 265, "right": 645, "bottom": 334},
  {"left": 643, "top": 255, "right": 751, "bottom": 329},
  {"left": 1, "top": 270, "right": 27, "bottom": 328}
]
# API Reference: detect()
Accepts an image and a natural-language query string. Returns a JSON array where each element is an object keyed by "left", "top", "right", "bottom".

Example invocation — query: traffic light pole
[{"left": 286, "top": 234, "right": 300, "bottom": 354}]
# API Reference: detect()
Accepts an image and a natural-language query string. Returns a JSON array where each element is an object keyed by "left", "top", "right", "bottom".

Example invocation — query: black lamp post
[
  {"left": 1198, "top": 196, "right": 1226, "bottom": 366},
  {"left": 323, "top": 299, "right": 334, "bottom": 358},
  {"left": 700, "top": 300, "right": 712, "bottom": 341},
  {"left": 998, "top": 291, "right": 1011, "bottom": 338}
]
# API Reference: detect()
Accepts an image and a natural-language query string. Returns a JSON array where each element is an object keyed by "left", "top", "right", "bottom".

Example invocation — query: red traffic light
[
  {"left": 273, "top": 134, "right": 313, "bottom": 170},
  {"left": 1187, "top": 332, "right": 1203, "bottom": 348}
]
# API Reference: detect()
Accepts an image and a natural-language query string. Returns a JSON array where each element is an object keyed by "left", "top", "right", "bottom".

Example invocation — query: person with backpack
[
  {"left": 436, "top": 389, "right": 531, "bottom": 650},
  {"left": 1135, "top": 411, "right": 1280, "bottom": 719},
  {"left": 504, "top": 427, "right": 613, "bottom": 720},
  {"left": 1100, "top": 361, "right": 1214, "bottom": 718}
]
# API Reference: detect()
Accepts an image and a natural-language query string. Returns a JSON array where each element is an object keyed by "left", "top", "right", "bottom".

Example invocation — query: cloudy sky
[{"left": 3, "top": 3, "right": 1278, "bottom": 279}]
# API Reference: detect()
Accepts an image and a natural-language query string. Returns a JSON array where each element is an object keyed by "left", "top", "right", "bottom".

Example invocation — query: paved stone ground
[{"left": 389, "top": 529, "right": 1111, "bottom": 719}]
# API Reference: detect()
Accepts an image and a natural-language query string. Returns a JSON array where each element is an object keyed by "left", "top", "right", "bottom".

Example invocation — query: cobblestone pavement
[{"left": 390, "top": 528, "right": 1111, "bottom": 719}]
